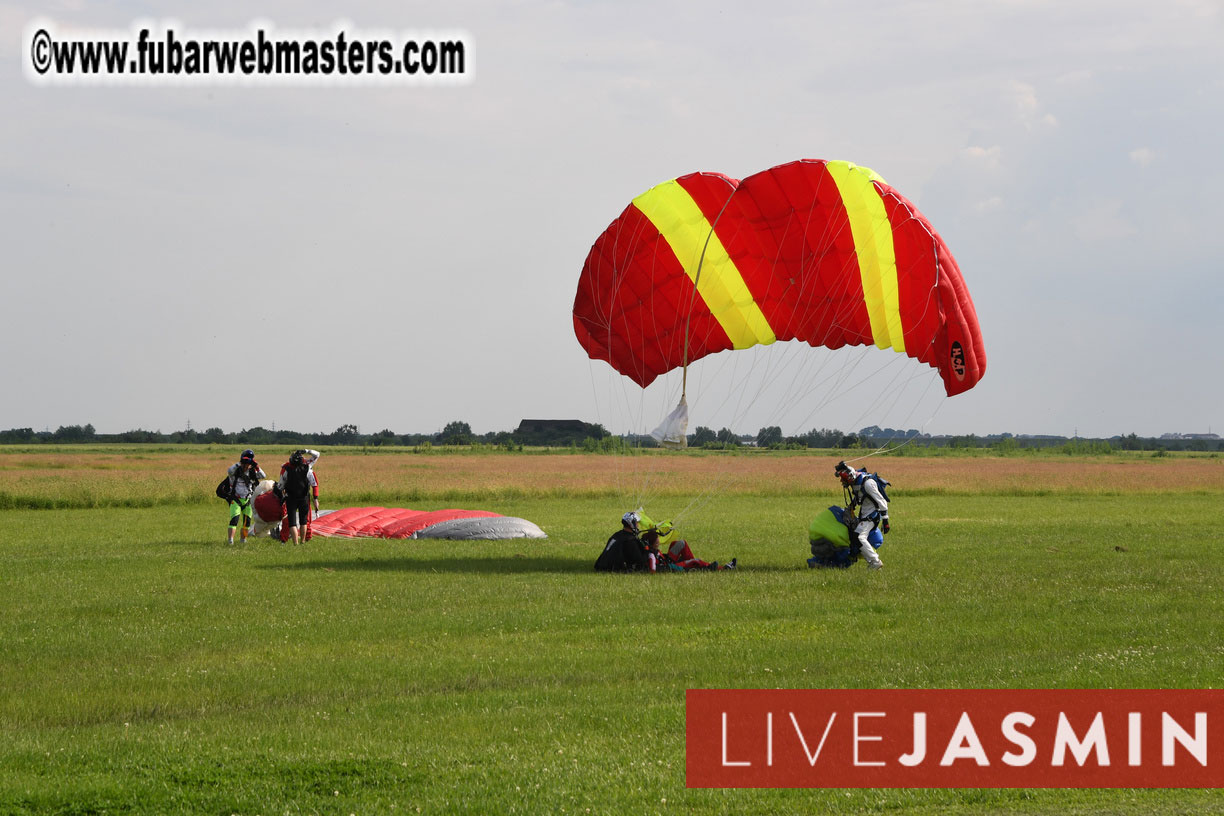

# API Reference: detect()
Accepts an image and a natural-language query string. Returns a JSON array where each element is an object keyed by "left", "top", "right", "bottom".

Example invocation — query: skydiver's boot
[{"left": 859, "top": 541, "right": 883, "bottom": 570}]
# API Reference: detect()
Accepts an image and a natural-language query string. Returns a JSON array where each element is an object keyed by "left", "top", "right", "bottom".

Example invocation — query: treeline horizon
[{"left": 1, "top": 421, "right": 1219, "bottom": 453}]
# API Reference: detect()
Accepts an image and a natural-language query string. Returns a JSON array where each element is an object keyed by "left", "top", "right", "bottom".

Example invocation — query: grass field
[{"left": 1, "top": 446, "right": 1222, "bottom": 814}]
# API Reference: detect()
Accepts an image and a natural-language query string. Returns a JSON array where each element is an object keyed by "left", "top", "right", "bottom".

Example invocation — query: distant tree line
[
  {"left": 0, "top": 420, "right": 606, "bottom": 450},
  {"left": 0, "top": 423, "right": 1218, "bottom": 452}
]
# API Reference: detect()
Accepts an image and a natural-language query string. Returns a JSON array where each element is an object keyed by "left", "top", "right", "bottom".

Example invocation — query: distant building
[
  {"left": 513, "top": 419, "right": 606, "bottom": 446},
  {"left": 515, "top": 419, "right": 589, "bottom": 435}
]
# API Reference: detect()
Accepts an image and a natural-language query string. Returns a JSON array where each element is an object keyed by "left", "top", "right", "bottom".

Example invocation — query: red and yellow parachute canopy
[{"left": 573, "top": 159, "right": 985, "bottom": 397}]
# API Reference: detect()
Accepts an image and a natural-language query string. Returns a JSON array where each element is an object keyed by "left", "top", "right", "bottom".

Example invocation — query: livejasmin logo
[{"left": 686, "top": 689, "right": 1223, "bottom": 788}]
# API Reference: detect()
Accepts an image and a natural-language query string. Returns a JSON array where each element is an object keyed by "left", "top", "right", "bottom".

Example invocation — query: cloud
[
  {"left": 1011, "top": 81, "right": 1039, "bottom": 115},
  {"left": 1129, "top": 147, "right": 1156, "bottom": 167},
  {"left": 1010, "top": 80, "right": 1058, "bottom": 131},
  {"left": 974, "top": 196, "right": 1004, "bottom": 213},
  {"left": 964, "top": 144, "right": 1003, "bottom": 171}
]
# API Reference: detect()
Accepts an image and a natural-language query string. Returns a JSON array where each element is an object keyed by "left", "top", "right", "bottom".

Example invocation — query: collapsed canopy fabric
[
  {"left": 311, "top": 507, "right": 547, "bottom": 540},
  {"left": 809, "top": 505, "right": 883, "bottom": 550},
  {"left": 573, "top": 159, "right": 985, "bottom": 396}
]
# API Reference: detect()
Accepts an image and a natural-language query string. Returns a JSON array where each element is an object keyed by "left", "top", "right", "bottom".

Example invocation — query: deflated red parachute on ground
[
  {"left": 573, "top": 159, "right": 985, "bottom": 397},
  {"left": 311, "top": 507, "right": 547, "bottom": 540}
]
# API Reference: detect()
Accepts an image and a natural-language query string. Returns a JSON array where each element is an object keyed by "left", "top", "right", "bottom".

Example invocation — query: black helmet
[
  {"left": 835, "top": 461, "right": 856, "bottom": 485},
  {"left": 290, "top": 450, "right": 304, "bottom": 466},
  {"left": 240, "top": 449, "right": 255, "bottom": 464}
]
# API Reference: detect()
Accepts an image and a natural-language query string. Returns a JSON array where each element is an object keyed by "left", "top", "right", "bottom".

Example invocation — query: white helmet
[{"left": 622, "top": 510, "right": 640, "bottom": 531}]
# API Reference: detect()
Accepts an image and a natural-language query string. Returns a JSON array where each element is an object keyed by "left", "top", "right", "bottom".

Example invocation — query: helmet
[
  {"left": 622, "top": 510, "right": 640, "bottom": 531},
  {"left": 240, "top": 449, "right": 255, "bottom": 464},
  {"left": 835, "top": 461, "right": 857, "bottom": 485},
  {"left": 290, "top": 450, "right": 304, "bottom": 466}
]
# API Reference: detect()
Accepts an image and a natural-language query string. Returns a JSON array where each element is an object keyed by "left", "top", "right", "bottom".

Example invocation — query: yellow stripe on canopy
[
  {"left": 826, "top": 161, "right": 906, "bottom": 353},
  {"left": 633, "top": 179, "right": 776, "bottom": 351}
]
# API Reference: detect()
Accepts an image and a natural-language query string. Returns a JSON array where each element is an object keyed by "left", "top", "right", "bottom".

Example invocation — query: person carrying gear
[
  {"left": 225, "top": 449, "right": 267, "bottom": 544},
  {"left": 638, "top": 512, "right": 737, "bottom": 571},
  {"left": 594, "top": 511, "right": 656, "bottom": 573},
  {"left": 250, "top": 479, "right": 285, "bottom": 539},
  {"left": 278, "top": 449, "right": 320, "bottom": 544},
  {"left": 835, "top": 460, "right": 890, "bottom": 571}
]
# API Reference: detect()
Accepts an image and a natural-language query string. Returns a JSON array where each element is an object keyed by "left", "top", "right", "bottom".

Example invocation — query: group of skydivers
[
  {"left": 220, "top": 449, "right": 892, "bottom": 570},
  {"left": 594, "top": 460, "right": 892, "bottom": 573},
  {"left": 220, "top": 448, "right": 320, "bottom": 544},
  {"left": 594, "top": 508, "right": 738, "bottom": 573}
]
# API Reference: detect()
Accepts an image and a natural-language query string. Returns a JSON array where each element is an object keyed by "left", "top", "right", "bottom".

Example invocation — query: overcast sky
[{"left": 3, "top": 1, "right": 1222, "bottom": 439}]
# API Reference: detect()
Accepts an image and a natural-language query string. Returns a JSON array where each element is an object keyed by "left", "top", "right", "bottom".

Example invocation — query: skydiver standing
[
  {"left": 225, "top": 449, "right": 267, "bottom": 544},
  {"left": 835, "top": 461, "right": 889, "bottom": 570},
  {"left": 278, "top": 449, "right": 320, "bottom": 544}
]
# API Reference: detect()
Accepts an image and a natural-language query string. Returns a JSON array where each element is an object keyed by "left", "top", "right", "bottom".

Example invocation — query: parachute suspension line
[
  {"left": 842, "top": 325, "right": 952, "bottom": 465},
  {"left": 673, "top": 487, "right": 721, "bottom": 529},
  {"left": 842, "top": 355, "right": 923, "bottom": 431},
  {"left": 842, "top": 385, "right": 948, "bottom": 468},
  {"left": 773, "top": 205, "right": 910, "bottom": 433},
  {"left": 588, "top": 229, "right": 678, "bottom": 514},
  {"left": 741, "top": 203, "right": 868, "bottom": 433},
  {"left": 851, "top": 430, "right": 920, "bottom": 464},
  {"left": 748, "top": 223, "right": 858, "bottom": 431}
]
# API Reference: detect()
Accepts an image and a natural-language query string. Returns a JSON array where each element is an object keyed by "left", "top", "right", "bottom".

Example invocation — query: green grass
[{"left": 1, "top": 461, "right": 1222, "bottom": 814}]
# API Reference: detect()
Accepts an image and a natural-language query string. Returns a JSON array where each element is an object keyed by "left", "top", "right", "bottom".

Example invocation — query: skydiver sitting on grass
[
  {"left": 594, "top": 511, "right": 656, "bottom": 573},
  {"left": 638, "top": 511, "right": 736, "bottom": 571}
]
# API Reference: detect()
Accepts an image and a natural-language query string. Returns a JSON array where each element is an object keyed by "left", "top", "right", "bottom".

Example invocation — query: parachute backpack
[
  {"left": 862, "top": 472, "right": 891, "bottom": 504},
  {"left": 837, "top": 460, "right": 891, "bottom": 511},
  {"left": 284, "top": 458, "right": 311, "bottom": 500}
]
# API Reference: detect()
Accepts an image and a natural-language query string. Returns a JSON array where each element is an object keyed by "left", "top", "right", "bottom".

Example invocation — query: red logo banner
[{"left": 686, "top": 689, "right": 1223, "bottom": 788}]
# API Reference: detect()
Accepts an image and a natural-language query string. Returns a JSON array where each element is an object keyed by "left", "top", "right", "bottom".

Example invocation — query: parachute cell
[{"left": 573, "top": 159, "right": 985, "bottom": 397}]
